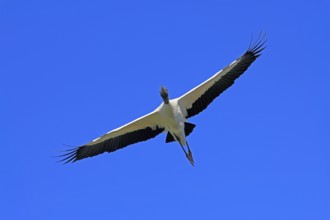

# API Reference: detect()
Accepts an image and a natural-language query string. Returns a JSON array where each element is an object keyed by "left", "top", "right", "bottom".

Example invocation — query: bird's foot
[{"left": 186, "top": 149, "right": 194, "bottom": 166}]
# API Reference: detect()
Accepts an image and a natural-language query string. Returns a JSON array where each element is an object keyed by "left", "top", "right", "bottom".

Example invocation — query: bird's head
[{"left": 160, "top": 86, "right": 169, "bottom": 104}]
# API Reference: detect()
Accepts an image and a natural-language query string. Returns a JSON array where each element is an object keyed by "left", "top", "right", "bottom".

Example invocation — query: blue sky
[{"left": 1, "top": 0, "right": 329, "bottom": 219}]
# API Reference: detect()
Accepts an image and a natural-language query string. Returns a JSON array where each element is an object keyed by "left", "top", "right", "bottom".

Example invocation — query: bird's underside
[{"left": 60, "top": 34, "right": 266, "bottom": 166}]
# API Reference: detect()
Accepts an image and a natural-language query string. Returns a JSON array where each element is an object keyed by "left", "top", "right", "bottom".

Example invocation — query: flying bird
[{"left": 60, "top": 35, "right": 266, "bottom": 166}]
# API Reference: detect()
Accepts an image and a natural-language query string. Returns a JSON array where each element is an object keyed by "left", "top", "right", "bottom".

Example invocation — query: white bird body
[
  {"left": 157, "top": 99, "right": 187, "bottom": 146},
  {"left": 60, "top": 35, "right": 266, "bottom": 166}
]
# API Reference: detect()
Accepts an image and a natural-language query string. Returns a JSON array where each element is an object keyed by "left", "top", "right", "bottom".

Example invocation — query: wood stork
[{"left": 60, "top": 36, "right": 266, "bottom": 166}]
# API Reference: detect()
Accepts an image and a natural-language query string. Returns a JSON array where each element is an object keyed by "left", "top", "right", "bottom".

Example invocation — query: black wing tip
[
  {"left": 56, "top": 126, "right": 165, "bottom": 164},
  {"left": 247, "top": 32, "right": 267, "bottom": 58},
  {"left": 57, "top": 146, "right": 81, "bottom": 164}
]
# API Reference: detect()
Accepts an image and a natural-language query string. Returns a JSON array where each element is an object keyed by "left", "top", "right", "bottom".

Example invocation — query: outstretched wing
[
  {"left": 178, "top": 36, "right": 266, "bottom": 118},
  {"left": 60, "top": 111, "right": 164, "bottom": 163}
]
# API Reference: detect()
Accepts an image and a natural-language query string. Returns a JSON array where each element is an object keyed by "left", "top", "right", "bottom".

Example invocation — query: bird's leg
[
  {"left": 179, "top": 142, "right": 195, "bottom": 166},
  {"left": 186, "top": 141, "right": 194, "bottom": 166},
  {"left": 179, "top": 144, "right": 194, "bottom": 166},
  {"left": 179, "top": 144, "right": 188, "bottom": 156}
]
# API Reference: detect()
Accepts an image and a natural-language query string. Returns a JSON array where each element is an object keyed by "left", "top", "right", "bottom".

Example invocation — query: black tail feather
[
  {"left": 166, "top": 132, "right": 175, "bottom": 143},
  {"left": 165, "top": 122, "right": 196, "bottom": 143},
  {"left": 184, "top": 122, "right": 196, "bottom": 136}
]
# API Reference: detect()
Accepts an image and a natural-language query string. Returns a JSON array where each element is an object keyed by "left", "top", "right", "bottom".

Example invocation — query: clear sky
[{"left": 1, "top": 0, "right": 329, "bottom": 219}]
